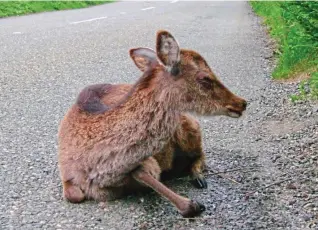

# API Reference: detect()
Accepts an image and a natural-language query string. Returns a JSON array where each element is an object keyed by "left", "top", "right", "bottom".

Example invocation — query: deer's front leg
[
  {"left": 132, "top": 161, "right": 206, "bottom": 218},
  {"left": 174, "top": 114, "right": 208, "bottom": 189}
]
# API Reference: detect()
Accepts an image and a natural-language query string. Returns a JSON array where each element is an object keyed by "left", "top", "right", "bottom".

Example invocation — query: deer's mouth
[{"left": 226, "top": 107, "right": 243, "bottom": 118}]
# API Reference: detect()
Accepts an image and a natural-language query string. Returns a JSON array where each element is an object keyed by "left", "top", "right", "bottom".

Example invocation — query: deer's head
[{"left": 129, "top": 30, "right": 247, "bottom": 118}]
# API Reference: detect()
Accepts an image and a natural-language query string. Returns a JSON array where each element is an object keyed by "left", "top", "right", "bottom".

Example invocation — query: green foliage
[
  {"left": 250, "top": 1, "right": 318, "bottom": 100},
  {"left": 0, "top": 1, "right": 113, "bottom": 18}
]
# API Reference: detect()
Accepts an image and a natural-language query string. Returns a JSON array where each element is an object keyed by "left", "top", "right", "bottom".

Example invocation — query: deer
[
  {"left": 58, "top": 30, "right": 247, "bottom": 218},
  {"left": 76, "top": 81, "right": 207, "bottom": 189}
]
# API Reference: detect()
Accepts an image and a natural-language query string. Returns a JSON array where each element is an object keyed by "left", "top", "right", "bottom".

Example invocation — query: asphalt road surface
[{"left": 1, "top": 1, "right": 317, "bottom": 230}]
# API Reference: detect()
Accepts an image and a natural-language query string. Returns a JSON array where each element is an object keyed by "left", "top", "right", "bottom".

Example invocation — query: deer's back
[
  {"left": 100, "top": 84, "right": 132, "bottom": 106},
  {"left": 58, "top": 83, "right": 134, "bottom": 156},
  {"left": 57, "top": 83, "right": 149, "bottom": 184}
]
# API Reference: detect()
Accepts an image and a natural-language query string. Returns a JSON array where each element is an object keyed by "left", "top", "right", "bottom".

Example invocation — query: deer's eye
[{"left": 196, "top": 76, "right": 214, "bottom": 90}]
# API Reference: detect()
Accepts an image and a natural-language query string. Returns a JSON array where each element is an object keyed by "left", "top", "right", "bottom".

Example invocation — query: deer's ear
[
  {"left": 129, "top": 48, "right": 159, "bottom": 72},
  {"left": 156, "top": 30, "right": 181, "bottom": 76}
]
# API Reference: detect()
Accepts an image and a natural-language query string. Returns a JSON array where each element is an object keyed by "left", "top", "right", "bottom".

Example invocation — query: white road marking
[
  {"left": 170, "top": 0, "right": 179, "bottom": 3},
  {"left": 70, "top": 16, "right": 108, "bottom": 25},
  {"left": 120, "top": 12, "right": 126, "bottom": 15},
  {"left": 141, "top": 7, "right": 155, "bottom": 11},
  {"left": 13, "top": 32, "right": 22, "bottom": 35}
]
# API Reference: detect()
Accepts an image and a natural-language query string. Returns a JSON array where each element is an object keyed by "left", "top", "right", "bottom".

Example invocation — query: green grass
[
  {"left": 250, "top": 1, "right": 318, "bottom": 101},
  {"left": 0, "top": 1, "right": 113, "bottom": 18}
]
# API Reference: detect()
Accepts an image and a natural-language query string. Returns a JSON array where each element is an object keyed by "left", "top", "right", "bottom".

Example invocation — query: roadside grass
[
  {"left": 0, "top": 1, "right": 113, "bottom": 18},
  {"left": 290, "top": 72, "right": 318, "bottom": 102},
  {"left": 250, "top": 1, "right": 318, "bottom": 101}
]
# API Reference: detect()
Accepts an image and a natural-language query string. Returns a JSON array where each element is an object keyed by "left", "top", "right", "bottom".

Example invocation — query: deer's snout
[
  {"left": 225, "top": 98, "right": 247, "bottom": 118},
  {"left": 242, "top": 100, "right": 247, "bottom": 111}
]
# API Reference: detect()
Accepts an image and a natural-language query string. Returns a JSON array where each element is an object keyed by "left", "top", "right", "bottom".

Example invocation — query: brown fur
[
  {"left": 58, "top": 30, "right": 247, "bottom": 217},
  {"left": 77, "top": 82, "right": 206, "bottom": 183}
]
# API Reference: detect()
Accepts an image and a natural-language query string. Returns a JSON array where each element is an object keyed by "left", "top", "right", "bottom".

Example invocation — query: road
[{"left": 1, "top": 1, "right": 317, "bottom": 229}]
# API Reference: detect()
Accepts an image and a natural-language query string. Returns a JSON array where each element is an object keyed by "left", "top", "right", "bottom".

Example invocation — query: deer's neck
[{"left": 111, "top": 75, "right": 182, "bottom": 142}]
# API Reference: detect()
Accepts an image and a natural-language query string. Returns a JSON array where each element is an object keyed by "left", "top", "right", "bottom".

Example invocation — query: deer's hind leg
[{"left": 62, "top": 173, "right": 125, "bottom": 203}]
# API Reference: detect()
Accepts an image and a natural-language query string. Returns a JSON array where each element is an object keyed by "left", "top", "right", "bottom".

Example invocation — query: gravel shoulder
[{"left": 0, "top": 1, "right": 317, "bottom": 230}]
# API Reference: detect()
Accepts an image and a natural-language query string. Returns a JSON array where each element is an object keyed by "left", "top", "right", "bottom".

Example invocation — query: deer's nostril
[{"left": 242, "top": 100, "right": 247, "bottom": 110}]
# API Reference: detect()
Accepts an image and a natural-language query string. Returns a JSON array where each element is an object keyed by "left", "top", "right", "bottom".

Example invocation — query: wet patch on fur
[{"left": 76, "top": 84, "right": 112, "bottom": 114}]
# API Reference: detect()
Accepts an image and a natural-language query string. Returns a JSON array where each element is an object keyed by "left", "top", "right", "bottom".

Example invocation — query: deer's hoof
[
  {"left": 180, "top": 200, "right": 206, "bottom": 218},
  {"left": 191, "top": 175, "right": 208, "bottom": 189}
]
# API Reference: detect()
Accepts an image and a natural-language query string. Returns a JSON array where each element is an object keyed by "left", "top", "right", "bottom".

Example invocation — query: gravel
[{"left": 0, "top": 1, "right": 317, "bottom": 230}]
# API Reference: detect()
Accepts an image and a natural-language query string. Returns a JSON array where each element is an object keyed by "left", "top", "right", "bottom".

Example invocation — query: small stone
[
  {"left": 253, "top": 176, "right": 260, "bottom": 181},
  {"left": 304, "top": 203, "right": 314, "bottom": 209},
  {"left": 286, "top": 183, "right": 297, "bottom": 190},
  {"left": 11, "top": 193, "right": 20, "bottom": 199},
  {"left": 272, "top": 155, "right": 281, "bottom": 163},
  {"left": 303, "top": 214, "right": 312, "bottom": 221},
  {"left": 289, "top": 200, "right": 296, "bottom": 205}
]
